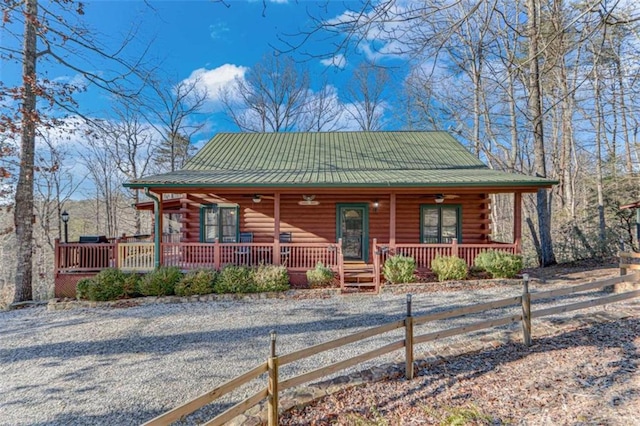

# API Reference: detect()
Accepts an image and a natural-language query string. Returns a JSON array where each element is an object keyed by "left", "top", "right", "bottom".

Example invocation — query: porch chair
[
  {"left": 279, "top": 232, "right": 292, "bottom": 265},
  {"left": 235, "top": 232, "right": 253, "bottom": 265}
]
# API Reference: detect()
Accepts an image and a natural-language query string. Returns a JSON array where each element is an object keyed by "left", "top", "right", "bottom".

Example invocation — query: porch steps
[{"left": 342, "top": 263, "right": 378, "bottom": 293}]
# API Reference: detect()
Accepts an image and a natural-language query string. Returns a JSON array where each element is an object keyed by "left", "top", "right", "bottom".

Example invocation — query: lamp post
[{"left": 61, "top": 210, "right": 69, "bottom": 243}]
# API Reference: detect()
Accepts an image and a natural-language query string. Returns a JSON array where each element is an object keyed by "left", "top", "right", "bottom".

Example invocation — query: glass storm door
[{"left": 337, "top": 204, "right": 369, "bottom": 261}]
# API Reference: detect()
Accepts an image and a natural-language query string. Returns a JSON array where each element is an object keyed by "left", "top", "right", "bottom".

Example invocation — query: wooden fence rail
[
  {"left": 143, "top": 272, "right": 639, "bottom": 426},
  {"left": 619, "top": 250, "right": 640, "bottom": 276}
]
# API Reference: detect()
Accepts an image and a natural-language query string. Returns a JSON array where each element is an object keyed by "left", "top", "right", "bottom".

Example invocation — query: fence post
[
  {"left": 267, "top": 330, "right": 279, "bottom": 426},
  {"left": 373, "top": 238, "right": 379, "bottom": 290},
  {"left": 405, "top": 294, "right": 414, "bottom": 380},
  {"left": 521, "top": 274, "right": 532, "bottom": 346},
  {"left": 451, "top": 238, "right": 458, "bottom": 258},
  {"left": 619, "top": 239, "right": 627, "bottom": 276}
]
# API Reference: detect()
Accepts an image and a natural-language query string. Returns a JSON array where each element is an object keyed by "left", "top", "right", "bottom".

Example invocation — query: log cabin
[{"left": 54, "top": 131, "right": 556, "bottom": 295}]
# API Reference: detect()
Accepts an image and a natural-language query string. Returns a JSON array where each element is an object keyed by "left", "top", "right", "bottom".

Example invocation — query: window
[
  {"left": 200, "top": 204, "right": 239, "bottom": 242},
  {"left": 420, "top": 205, "right": 461, "bottom": 244}
]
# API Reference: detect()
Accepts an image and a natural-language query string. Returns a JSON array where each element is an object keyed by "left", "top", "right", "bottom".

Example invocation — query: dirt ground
[{"left": 281, "top": 260, "right": 640, "bottom": 425}]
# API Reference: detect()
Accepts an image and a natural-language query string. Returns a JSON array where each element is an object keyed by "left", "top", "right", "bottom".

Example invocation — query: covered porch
[{"left": 54, "top": 188, "right": 525, "bottom": 295}]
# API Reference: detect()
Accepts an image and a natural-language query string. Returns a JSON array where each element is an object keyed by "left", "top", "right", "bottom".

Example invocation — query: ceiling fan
[
  {"left": 243, "top": 194, "right": 275, "bottom": 203},
  {"left": 422, "top": 194, "right": 460, "bottom": 203},
  {"left": 298, "top": 194, "right": 320, "bottom": 206}
]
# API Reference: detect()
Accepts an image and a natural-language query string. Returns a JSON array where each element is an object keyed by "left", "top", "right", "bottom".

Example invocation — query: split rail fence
[{"left": 143, "top": 272, "right": 639, "bottom": 426}]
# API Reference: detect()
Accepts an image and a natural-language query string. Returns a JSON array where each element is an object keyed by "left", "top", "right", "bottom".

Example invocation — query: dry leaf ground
[
  {"left": 281, "top": 262, "right": 639, "bottom": 425},
  {"left": 281, "top": 312, "right": 639, "bottom": 425}
]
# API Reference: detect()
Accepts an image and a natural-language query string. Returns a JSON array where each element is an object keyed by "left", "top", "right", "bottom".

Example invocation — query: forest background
[{"left": 1, "top": 0, "right": 639, "bottom": 305}]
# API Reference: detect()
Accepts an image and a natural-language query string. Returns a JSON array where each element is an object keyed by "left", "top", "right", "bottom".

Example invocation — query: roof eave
[{"left": 124, "top": 180, "right": 557, "bottom": 190}]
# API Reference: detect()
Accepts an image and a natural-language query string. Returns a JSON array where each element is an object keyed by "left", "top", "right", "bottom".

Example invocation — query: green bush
[
  {"left": 86, "top": 268, "right": 126, "bottom": 301},
  {"left": 138, "top": 266, "right": 182, "bottom": 296},
  {"left": 175, "top": 269, "right": 218, "bottom": 296},
  {"left": 306, "top": 262, "right": 335, "bottom": 288},
  {"left": 474, "top": 250, "right": 500, "bottom": 272},
  {"left": 121, "top": 273, "right": 141, "bottom": 298},
  {"left": 383, "top": 255, "right": 416, "bottom": 284},
  {"left": 474, "top": 250, "right": 523, "bottom": 278},
  {"left": 431, "top": 255, "right": 467, "bottom": 282},
  {"left": 76, "top": 270, "right": 140, "bottom": 301},
  {"left": 76, "top": 278, "right": 94, "bottom": 300},
  {"left": 253, "top": 265, "right": 290, "bottom": 292},
  {"left": 215, "top": 265, "right": 255, "bottom": 293}
]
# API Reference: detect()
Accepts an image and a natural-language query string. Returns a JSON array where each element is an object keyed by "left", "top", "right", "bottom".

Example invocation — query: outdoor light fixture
[
  {"left": 252, "top": 195, "right": 262, "bottom": 203},
  {"left": 61, "top": 210, "right": 69, "bottom": 243},
  {"left": 435, "top": 194, "right": 445, "bottom": 204},
  {"left": 373, "top": 200, "right": 379, "bottom": 212}
]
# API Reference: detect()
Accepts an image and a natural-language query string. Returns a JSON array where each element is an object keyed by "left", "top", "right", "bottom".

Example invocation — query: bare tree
[
  {"left": 145, "top": 77, "right": 207, "bottom": 172},
  {"left": 220, "top": 54, "right": 310, "bottom": 132},
  {"left": 81, "top": 132, "right": 125, "bottom": 238},
  {"left": 34, "top": 131, "right": 84, "bottom": 248},
  {"left": 1, "top": 0, "right": 148, "bottom": 302},
  {"left": 94, "top": 102, "right": 155, "bottom": 233},
  {"left": 526, "top": 0, "right": 557, "bottom": 266},
  {"left": 345, "top": 62, "right": 389, "bottom": 131},
  {"left": 300, "top": 82, "right": 345, "bottom": 132}
]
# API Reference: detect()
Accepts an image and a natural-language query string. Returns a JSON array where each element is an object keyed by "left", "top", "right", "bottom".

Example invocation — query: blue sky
[
  {"left": 1, "top": 0, "right": 413, "bottom": 199},
  {"left": 18, "top": 0, "right": 407, "bottom": 136}
]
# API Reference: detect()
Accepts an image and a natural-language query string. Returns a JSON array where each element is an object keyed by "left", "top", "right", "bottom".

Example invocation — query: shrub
[
  {"left": 85, "top": 268, "right": 126, "bottom": 301},
  {"left": 383, "top": 255, "right": 416, "bottom": 284},
  {"left": 474, "top": 250, "right": 500, "bottom": 272},
  {"left": 306, "top": 262, "right": 335, "bottom": 288},
  {"left": 253, "top": 265, "right": 290, "bottom": 292},
  {"left": 474, "top": 250, "right": 523, "bottom": 278},
  {"left": 216, "top": 265, "right": 255, "bottom": 293},
  {"left": 76, "top": 278, "right": 94, "bottom": 300},
  {"left": 431, "top": 255, "right": 467, "bottom": 282},
  {"left": 175, "top": 269, "right": 218, "bottom": 296},
  {"left": 121, "top": 273, "right": 141, "bottom": 298},
  {"left": 138, "top": 266, "right": 182, "bottom": 296}
]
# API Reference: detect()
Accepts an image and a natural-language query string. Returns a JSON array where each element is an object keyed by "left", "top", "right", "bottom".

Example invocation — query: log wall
[{"left": 172, "top": 193, "right": 491, "bottom": 247}]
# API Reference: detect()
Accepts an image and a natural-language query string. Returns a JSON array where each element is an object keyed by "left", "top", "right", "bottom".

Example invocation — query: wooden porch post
[
  {"left": 389, "top": 193, "right": 397, "bottom": 251},
  {"left": 514, "top": 192, "right": 522, "bottom": 253},
  {"left": 144, "top": 188, "right": 161, "bottom": 269},
  {"left": 158, "top": 196, "right": 164, "bottom": 266},
  {"left": 274, "top": 192, "right": 281, "bottom": 265}
]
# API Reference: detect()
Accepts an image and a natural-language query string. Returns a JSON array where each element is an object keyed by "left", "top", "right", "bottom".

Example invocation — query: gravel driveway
[{"left": 0, "top": 280, "right": 629, "bottom": 425}]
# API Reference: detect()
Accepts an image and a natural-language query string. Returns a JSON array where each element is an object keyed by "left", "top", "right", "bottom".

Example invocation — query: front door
[{"left": 337, "top": 204, "right": 369, "bottom": 261}]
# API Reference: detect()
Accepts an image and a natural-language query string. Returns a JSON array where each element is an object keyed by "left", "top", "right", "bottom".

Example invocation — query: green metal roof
[{"left": 125, "top": 131, "right": 556, "bottom": 189}]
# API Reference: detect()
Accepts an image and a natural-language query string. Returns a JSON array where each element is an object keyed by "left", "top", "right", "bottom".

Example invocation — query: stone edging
[
  {"left": 228, "top": 308, "right": 636, "bottom": 426},
  {"left": 46, "top": 278, "right": 525, "bottom": 311},
  {"left": 46, "top": 288, "right": 342, "bottom": 311}
]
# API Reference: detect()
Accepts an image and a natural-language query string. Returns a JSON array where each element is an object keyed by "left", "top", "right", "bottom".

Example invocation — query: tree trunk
[
  {"left": 593, "top": 69, "right": 607, "bottom": 250},
  {"left": 13, "top": 0, "right": 38, "bottom": 303},
  {"left": 527, "top": 0, "right": 556, "bottom": 267}
]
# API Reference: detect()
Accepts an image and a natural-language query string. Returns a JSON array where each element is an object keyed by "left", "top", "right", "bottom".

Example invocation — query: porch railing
[
  {"left": 55, "top": 238, "right": 344, "bottom": 275},
  {"left": 55, "top": 241, "right": 116, "bottom": 272},
  {"left": 55, "top": 238, "right": 514, "bottom": 278},
  {"left": 374, "top": 240, "right": 518, "bottom": 271},
  {"left": 118, "top": 242, "right": 155, "bottom": 272}
]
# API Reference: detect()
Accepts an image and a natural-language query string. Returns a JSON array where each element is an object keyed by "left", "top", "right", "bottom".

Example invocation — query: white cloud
[
  {"left": 181, "top": 64, "right": 248, "bottom": 110},
  {"left": 320, "top": 54, "right": 347, "bottom": 69},
  {"left": 325, "top": 3, "right": 414, "bottom": 62},
  {"left": 209, "top": 21, "right": 230, "bottom": 40},
  {"left": 51, "top": 73, "right": 89, "bottom": 91}
]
